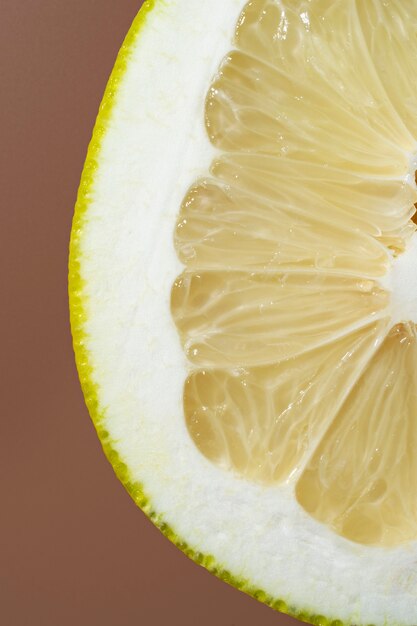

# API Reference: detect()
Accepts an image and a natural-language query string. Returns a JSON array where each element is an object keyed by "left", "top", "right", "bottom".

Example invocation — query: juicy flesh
[{"left": 171, "top": 0, "right": 417, "bottom": 547}]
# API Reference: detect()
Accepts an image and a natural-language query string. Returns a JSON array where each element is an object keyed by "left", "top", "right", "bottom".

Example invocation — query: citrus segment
[
  {"left": 176, "top": 179, "right": 390, "bottom": 275},
  {"left": 357, "top": 1, "right": 417, "bottom": 141},
  {"left": 172, "top": 272, "right": 388, "bottom": 368},
  {"left": 210, "top": 155, "right": 416, "bottom": 253},
  {"left": 231, "top": 0, "right": 415, "bottom": 153},
  {"left": 183, "top": 322, "right": 387, "bottom": 484},
  {"left": 296, "top": 323, "right": 417, "bottom": 547}
]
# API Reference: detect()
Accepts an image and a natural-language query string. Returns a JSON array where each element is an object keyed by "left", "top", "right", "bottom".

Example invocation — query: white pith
[{"left": 79, "top": 1, "right": 417, "bottom": 624}]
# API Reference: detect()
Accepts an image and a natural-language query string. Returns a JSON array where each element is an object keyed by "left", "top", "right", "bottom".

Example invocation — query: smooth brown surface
[{"left": 2, "top": 2, "right": 303, "bottom": 624}]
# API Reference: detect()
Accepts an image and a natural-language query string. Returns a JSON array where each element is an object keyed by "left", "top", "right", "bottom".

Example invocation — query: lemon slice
[{"left": 69, "top": 1, "right": 417, "bottom": 624}]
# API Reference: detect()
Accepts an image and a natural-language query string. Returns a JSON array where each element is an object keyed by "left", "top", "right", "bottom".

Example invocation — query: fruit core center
[{"left": 387, "top": 232, "right": 417, "bottom": 325}]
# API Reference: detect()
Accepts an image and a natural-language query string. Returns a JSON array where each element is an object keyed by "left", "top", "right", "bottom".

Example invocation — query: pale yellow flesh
[{"left": 171, "top": 0, "right": 417, "bottom": 547}]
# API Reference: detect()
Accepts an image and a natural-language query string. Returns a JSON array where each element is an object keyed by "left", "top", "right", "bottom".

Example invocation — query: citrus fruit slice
[{"left": 69, "top": 1, "right": 417, "bottom": 624}]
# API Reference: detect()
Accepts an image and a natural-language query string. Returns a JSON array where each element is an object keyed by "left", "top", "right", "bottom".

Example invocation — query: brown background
[{"left": 2, "top": 2, "right": 302, "bottom": 624}]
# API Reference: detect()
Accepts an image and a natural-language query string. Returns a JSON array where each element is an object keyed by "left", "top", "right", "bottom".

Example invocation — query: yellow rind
[{"left": 68, "top": 2, "right": 375, "bottom": 625}]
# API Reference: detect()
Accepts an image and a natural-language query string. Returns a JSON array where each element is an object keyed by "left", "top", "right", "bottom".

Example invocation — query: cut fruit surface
[
  {"left": 171, "top": 0, "right": 417, "bottom": 551},
  {"left": 70, "top": 1, "right": 417, "bottom": 625}
]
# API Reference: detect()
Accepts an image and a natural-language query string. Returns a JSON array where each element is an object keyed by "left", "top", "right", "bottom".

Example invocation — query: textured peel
[{"left": 68, "top": 1, "right": 311, "bottom": 624}]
